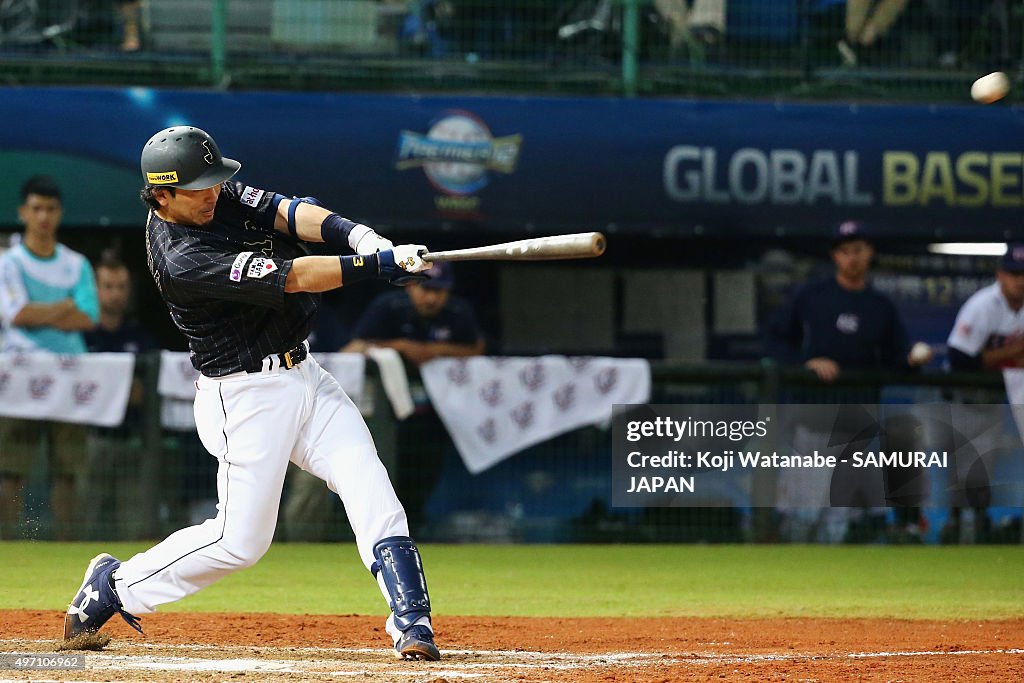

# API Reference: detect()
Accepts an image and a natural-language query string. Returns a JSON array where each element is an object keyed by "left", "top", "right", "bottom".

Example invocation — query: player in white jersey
[
  {"left": 947, "top": 245, "right": 1024, "bottom": 380},
  {"left": 944, "top": 243, "right": 1024, "bottom": 542}
]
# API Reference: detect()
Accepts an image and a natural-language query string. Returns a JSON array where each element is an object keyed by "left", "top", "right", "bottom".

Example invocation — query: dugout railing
[
  {"left": 2, "top": 352, "right": 1022, "bottom": 545},
  {"left": 0, "top": 0, "right": 1019, "bottom": 101}
]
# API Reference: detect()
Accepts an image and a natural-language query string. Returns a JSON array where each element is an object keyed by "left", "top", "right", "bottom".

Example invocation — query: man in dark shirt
[
  {"left": 767, "top": 221, "right": 932, "bottom": 542},
  {"left": 63, "top": 126, "right": 441, "bottom": 661},
  {"left": 85, "top": 253, "right": 156, "bottom": 354},
  {"left": 344, "top": 261, "right": 485, "bottom": 364},
  {"left": 83, "top": 252, "right": 155, "bottom": 540},
  {"left": 768, "top": 220, "right": 931, "bottom": 381},
  {"left": 343, "top": 262, "right": 485, "bottom": 534}
]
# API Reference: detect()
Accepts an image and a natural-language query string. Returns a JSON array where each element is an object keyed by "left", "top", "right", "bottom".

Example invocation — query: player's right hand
[
  {"left": 390, "top": 244, "right": 431, "bottom": 274},
  {"left": 378, "top": 245, "right": 430, "bottom": 284}
]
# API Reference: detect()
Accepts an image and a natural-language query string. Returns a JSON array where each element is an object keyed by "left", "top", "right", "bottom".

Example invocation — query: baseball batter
[{"left": 63, "top": 126, "right": 441, "bottom": 661}]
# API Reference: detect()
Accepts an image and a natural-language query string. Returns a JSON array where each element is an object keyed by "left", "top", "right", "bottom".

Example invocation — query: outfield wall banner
[{"left": 0, "top": 87, "right": 1022, "bottom": 236}]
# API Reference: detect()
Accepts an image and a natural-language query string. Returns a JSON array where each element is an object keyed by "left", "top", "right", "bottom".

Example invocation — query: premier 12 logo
[{"left": 395, "top": 110, "right": 522, "bottom": 215}]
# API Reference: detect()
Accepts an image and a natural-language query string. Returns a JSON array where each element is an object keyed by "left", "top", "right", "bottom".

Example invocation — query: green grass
[{"left": 2, "top": 543, "right": 1021, "bottom": 620}]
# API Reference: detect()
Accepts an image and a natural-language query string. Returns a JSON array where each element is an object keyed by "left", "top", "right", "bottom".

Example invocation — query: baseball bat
[{"left": 421, "top": 232, "right": 606, "bottom": 262}]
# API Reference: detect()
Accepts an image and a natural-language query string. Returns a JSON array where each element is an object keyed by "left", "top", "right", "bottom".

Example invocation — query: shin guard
[{"left": 370, "top": 536, "right": 431, "bottom": 631}]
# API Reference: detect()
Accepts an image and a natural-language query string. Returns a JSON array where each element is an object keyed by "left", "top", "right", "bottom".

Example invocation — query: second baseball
[{"left": 971, "top": 72, "right": 1009, "bottom": 104}]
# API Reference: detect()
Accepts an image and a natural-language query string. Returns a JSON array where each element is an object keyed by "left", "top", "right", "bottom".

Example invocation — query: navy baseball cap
[
  {"left": 1001, "top": 243, "right": 1024, "bottom": 272},
  {"left": 832, "top": 220, "right": 871, "bottom": 247},
  {"left": 420, "top": 261, "right": 454, "bottom": 290}
]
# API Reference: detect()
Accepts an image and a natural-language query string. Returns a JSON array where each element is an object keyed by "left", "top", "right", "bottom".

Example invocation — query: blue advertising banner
[{"left": 0, "top": 86, "right": 1021, "bottom": 236}]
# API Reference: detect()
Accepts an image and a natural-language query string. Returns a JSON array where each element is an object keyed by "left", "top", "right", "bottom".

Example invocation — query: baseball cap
[
  {"left": 420, "top": 261, "right": 455, "bottom": 290},
  {"left": 1001, "top": 243, "right": 1024, "bottom": 272},
  {"left": 831, "top": 220, "right": 871, "bottom": 247}
]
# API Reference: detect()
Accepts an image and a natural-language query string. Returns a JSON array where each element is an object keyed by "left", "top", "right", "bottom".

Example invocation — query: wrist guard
[{"left": 339, "top": 253, "right": 380, "bottom": 285}]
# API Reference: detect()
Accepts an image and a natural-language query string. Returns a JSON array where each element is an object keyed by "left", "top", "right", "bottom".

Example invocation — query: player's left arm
[
  {"left": 275, "top": 197, "right": 394, "bottom": 255},
  {"left": 221, "top": 181, "right": 393, "bottom": 255}
]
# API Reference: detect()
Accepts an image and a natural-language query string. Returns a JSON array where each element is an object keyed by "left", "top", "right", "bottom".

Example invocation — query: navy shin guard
[{"left": 370, "top": 536, "right": 431, "bottom": 631}]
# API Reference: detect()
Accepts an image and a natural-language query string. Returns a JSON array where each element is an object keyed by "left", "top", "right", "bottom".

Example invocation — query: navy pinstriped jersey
[{"left": 145, "top": 180, "right": 320, "bottom": 377}]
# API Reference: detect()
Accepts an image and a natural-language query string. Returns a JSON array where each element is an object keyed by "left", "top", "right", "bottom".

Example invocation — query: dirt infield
[{"left": 1, "top": 610, "right": 1021, "bottom": 682}]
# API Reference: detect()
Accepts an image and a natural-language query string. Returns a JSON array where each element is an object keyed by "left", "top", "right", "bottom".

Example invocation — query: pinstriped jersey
[{"left": 145, "top": 180, "right": 319, "bottom": 377}]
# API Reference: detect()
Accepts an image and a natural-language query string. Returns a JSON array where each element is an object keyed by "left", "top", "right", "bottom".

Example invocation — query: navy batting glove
[{"left": 378, "top": 249, "right": 427, "bottom": 286}]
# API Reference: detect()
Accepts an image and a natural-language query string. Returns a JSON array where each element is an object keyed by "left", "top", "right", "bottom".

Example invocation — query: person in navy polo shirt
[
  {"left": 768, "top": 220, "right": 931, "bottom": 380},
  {"left": 344, "top": 261, "right": 485, "bottom": 365},
  {"left": 767, "top": 220, "right": 932, "bottom": 543}
]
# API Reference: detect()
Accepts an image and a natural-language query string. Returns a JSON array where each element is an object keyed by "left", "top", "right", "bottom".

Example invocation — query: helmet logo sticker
[
  {"left": 147, "top": 171, "right": 179, "bottom": 184},
  {"left": 201, "top": 140, "right": 215, "bottom": 165}
]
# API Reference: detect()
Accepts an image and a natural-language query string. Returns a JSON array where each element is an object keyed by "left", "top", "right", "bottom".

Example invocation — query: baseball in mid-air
[
  {"left": 971, "top": 72, "right": 1009, "bottom": 104},
  {"left": 909, "top": 342, "right": 932, "bottom": 365}
]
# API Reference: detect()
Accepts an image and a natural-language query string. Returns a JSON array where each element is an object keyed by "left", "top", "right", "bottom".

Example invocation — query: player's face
[
  {"left": 18, "top": 193, "right": 62, "bottom": 239},
  {"left": 155, "top": 184, "right": 222, "bottom": 226},
  {"left": 997, "top": 269, "right": 1024, "bottom": 306},
  {"left": 831, "top": 240, "right": 873, "bottom": 281},
  {"left": 96, "top": 265, "right": 131, "bottom": 315},
  {"left": 407, "top": 285, "right": 449, "bottom": 318}
]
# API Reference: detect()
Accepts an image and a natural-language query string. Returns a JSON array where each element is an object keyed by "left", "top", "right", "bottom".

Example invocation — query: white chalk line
[{"left": 0, "top": 639, "right": 1021, "bottom": 678}]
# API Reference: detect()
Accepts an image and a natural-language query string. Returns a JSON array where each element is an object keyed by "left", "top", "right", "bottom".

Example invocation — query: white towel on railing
[
  {"left": 0, "top": 352, "right": 134, "bottom": 427},
  {"left": 366, "top": 347, "right": 414, "bottom": 420},
  {"left": 420, "top": 356, "right": 651, "bottom": 474}
]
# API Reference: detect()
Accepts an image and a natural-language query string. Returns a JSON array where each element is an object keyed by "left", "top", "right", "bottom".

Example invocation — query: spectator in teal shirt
[
  {"left": 0, "top": 175, "right": 98, "bottom": 540},
  {"left": 0, "top": 177, "right": 98, "bottom": 353}
]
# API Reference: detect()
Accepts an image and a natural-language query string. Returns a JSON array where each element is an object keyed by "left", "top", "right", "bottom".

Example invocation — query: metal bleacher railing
[{"left": 0, "top": 1, "right": 1019, "bottom": 100}]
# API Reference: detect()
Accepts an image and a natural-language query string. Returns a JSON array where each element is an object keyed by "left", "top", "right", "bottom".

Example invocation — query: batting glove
[
  {"left": 378, "top": 245, "right": 430, "bottom": 285},
  {"left": 349, "top": 224, "right": 395, "bottom": 255}
]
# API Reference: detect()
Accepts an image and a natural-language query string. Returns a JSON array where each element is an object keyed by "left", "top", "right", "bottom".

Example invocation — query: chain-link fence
[
  {"left": 0, "top": 1, "right": 1019, "bottom": 99},
  {"left": 1, "top": 353, "right": 1021, "bottom": 545}
]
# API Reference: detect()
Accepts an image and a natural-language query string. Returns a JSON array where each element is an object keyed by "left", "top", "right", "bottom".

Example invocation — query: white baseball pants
[{"left": 114, "top": 355, "right": 408, "bottom": 615}]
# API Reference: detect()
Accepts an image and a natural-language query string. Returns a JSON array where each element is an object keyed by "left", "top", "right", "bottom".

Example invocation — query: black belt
[{"left": 249, "top": 342, "right": 308, "bottom": 373}]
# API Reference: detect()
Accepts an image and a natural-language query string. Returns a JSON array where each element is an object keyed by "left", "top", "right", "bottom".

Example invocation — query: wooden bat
[{"left": 421, "top": 232, "right": 606, "bottom": 262}]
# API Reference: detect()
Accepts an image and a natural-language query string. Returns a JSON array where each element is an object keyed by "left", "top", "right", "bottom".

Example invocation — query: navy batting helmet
[{"left": 140, "top": 126, "right": 240, "bottom": 190}]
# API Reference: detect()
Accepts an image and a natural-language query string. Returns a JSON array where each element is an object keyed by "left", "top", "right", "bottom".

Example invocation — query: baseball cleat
[
  {"left": 63, "top": 553, "right": 143, "bottom": 641},
  {"left": 394, "top": 625, "right": 441, "bottom": 661}
]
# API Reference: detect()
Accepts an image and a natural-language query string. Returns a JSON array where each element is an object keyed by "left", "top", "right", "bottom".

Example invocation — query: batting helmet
[{"left": 140, "top": 126, "right": 240, "bottom": 190}]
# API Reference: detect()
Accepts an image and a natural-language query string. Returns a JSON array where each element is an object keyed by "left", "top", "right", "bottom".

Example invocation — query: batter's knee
[{"left": 218, "top": 534, "right": 274, "bottom": 570}]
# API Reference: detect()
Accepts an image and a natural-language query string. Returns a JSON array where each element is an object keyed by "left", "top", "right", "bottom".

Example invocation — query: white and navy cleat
[
  {"left": 394, "top": 624, "right": 440, "bottom": 661},
  {"left": 63, "top": 553, "right": 142, "bottom": 641}
]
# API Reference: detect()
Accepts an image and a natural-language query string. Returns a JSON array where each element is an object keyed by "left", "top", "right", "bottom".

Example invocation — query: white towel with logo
[
  {"left": 0, "top": 352, "right": 133, "bottom": 426},
  {"left": 420, "top": 356, "right": 651, "bottom": 473}
]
